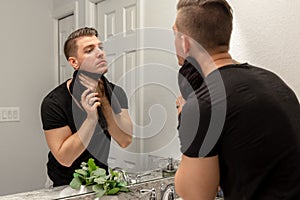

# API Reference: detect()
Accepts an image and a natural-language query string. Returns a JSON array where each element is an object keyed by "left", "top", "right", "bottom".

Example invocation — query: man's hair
[
  {"left": 64, "top": 27, "right": 98, "bottom": 60},
  {"left": 177, "top": 0, "right": 203, "bottom": 10},
  {"left": 176, "top": 0, "right": 233, "bottom": 52}
]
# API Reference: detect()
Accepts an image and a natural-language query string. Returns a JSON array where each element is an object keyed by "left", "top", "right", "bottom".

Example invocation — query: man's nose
[{"left": 95, "top": 47, "right": 104, "bottom": 57}]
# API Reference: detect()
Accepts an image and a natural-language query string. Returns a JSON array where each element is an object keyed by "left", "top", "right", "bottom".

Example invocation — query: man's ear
[
  {"left": 181, "top": 35, "right": 190, "bottom": 54},
  {"left": 68, "top": 57, "right": 79, "bottom": 70}
]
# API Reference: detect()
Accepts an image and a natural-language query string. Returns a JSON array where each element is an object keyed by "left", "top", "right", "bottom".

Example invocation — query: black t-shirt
[
  {"left": 40, "top": 79, "right": 128, "bottom": 187},
  {"left": 179, "top": 63, "right": 300, "bottom": 199}
]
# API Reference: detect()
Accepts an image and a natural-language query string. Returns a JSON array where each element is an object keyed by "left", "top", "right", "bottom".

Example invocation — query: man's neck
[
  {"left": 194, "top": 52, "right": 237, "bottom": 77},
  {"left": 212, "top": 52, "right": 237, "bottom": 68}
]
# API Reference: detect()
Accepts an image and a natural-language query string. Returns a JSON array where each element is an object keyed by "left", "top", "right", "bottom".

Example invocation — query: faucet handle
[
  {"left": 140, "top": 188, "right": 155, "bottom": 194},
  {"left": 140, "top": 188, "right": 156, "bottom": 200},
  {"left": 136, "top": 172, "right": 151, "bottom": 183}
]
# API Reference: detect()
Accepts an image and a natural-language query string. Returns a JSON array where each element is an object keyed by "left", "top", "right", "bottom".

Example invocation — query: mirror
[
  {"left": 1, "top": 0, "right": 300, "bottom": 198},
  {"left": 0, "top": 0, "right": 181, "bottom": 198}
]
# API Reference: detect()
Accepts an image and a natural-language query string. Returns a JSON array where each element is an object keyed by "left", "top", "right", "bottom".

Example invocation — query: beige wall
[{"left": 0, "top": 0, "right": 54, "bottom": 196}]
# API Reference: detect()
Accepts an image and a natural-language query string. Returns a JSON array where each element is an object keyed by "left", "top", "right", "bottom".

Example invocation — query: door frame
[{"left": 52, "top": 1, "right": 79, "bottom": 84}]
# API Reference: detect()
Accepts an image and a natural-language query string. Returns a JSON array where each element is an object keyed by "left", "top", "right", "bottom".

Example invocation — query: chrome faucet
[
  {"left": 140, "top": 188, "right": 156, "bottom": 200},
  {"left": 111, "top": 167, "right": 131, "bottom": 184},
  {"left": 160, "top": 183, "right": 176, "bottom": 200},
  {"left": 136, "top": 172, "right": 152, "bottom": 183}
]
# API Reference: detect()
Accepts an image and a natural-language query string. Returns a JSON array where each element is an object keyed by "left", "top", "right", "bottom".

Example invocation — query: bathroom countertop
[
  {"left": 0, "top": 177, "right": 224, "bottom": 200},
  {"left": 0, "top": 185, "right": 98, "bottom": 200},
  {"left": 0, "top": 177, "right": 175, "bottom": 200}
]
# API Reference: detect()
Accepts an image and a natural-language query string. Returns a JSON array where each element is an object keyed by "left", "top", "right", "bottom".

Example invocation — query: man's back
[{"left": 218, "top": 63, "right": 300, "bottom": 199}]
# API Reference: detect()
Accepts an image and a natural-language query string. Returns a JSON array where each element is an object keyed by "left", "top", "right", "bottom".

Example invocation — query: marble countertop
[
  {"left": 1, "top": 177, "right": 223, "bottom": 200},
  {"left": 0, "top": 177, "right": 175, "bottom": 200}
]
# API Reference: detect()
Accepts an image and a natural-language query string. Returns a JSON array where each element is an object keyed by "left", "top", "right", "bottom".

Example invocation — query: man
[
  {"left": 41, "top": 27, "right": 133, "bottom": 187},
  {"left": 173, "top": 0, "right": 300, "bottom": 199}
]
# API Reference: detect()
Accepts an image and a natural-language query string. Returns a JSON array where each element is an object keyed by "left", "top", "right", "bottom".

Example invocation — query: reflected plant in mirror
[{"left": 69, "top": 158, "right": 129, "bottom": 198}]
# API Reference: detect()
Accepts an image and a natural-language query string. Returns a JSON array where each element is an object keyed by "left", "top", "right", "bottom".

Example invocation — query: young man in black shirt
[
  {"left": 41, "top": 27, "right": 133, "bottom": 187},
  {"left": 173, "top": 0, "right": 300, "bottom": 199}
]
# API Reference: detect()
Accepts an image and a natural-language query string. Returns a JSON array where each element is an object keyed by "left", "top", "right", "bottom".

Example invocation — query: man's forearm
[
  {"left": 100, "top": 98, "right": 133, "bottom": 148},
  {"left": 55, "top": 117, "right": 98, "bottom": 167}
]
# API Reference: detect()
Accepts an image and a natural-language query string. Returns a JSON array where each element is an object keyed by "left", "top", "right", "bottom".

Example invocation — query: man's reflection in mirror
[{"left": 41, "top": 27, "right": 133, "bottom": 187}]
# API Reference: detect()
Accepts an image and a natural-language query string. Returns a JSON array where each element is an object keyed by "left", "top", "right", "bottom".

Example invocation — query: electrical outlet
[{"left": 0, "top": 107, "right": 20, "bottom": 122}]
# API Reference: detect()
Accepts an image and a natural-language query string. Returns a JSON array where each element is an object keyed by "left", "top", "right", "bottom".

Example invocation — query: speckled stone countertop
[
  {"left": 1, "top": 177, "right": 224, "bottom": 200},
  {"left": 0, "top": 177, "right": 175, "bottom": 200}
]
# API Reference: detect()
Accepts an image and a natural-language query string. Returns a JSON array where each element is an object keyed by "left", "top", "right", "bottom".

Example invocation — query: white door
[
  {"left": 58, "top": 14, "right": 75, "bottom": 84},
  {"left": 96, "top": 0, "right": 148, "bottom": 172}
]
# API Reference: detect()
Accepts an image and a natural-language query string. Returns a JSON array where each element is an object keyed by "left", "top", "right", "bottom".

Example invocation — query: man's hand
[
  {"left": 81, "top": 88, "right": 101, "bottom": 119},
  {"left": 176, "top": 95, "right": 185, "bottom": 114},
  {"left": 79, "top": 74, "right": 98, "bottom": 91},
  {"left": 79, "top": 74, "right": 108, "bottom": 106}
]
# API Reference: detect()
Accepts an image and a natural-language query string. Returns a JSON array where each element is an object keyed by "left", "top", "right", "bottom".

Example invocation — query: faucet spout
[{"left": 112, "top": 167, "right": 130, "bottom": 184}]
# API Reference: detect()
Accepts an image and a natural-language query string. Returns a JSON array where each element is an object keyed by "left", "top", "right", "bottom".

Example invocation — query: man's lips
[{"left": 97, "top": 60, "right": 107, "bottom": 65}]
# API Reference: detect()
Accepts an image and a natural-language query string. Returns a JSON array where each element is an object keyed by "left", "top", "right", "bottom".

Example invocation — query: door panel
[
  {"left": 96, "top": 0, "right": 143, "bottom": 172},
  {"left": 58, "top": 14, "right": 75, "bottom": 83}
]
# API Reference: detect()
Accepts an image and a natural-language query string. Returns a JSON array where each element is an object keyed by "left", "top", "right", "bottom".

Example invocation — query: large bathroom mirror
[
  {"left": 1, "top": 0, "right": 300, "bottom": 198},
  {"left": 55, "top": 0, "right": 182, "bottom": 176}
]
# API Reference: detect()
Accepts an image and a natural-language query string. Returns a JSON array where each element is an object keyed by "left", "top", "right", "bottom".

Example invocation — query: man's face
[
  {"left": 75, "top": 35, "right": 108, "bottom": 74},
  {"left": 173, "top": 24, "right": 185, "bottom": 66}
]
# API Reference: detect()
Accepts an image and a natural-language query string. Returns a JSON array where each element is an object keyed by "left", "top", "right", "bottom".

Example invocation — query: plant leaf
[
  {"left": 93, "top": 184, "right": 104, "bottom": 192},
  {"left": 91, "top": 168, "right": 106, "bottom": 177},
  {"left": 94, "top": 177, "right": 107, "bottom": 185},
  {"left": 75, "top": 169, "right": 88, "bottom": 177},
  {"left": 73, "top": 172, "right": 79, "bottom": 178},
  {"left": 96, "top": 190, "right": 106, "bottom": 198},
  {"left": 69, "top": 177, "right": 82, "bottom": 190},
  {"left": 117, "top": 182, "right": 127, "bottom": 187},
  {"left": 119, "top": 187, "right": 129, "bottom": 192},
  {"left": 106, "top": 180, "right": 117, "bottom": 188},
  {"left": 87, "top": 158, "right": 98, "bottom": 172},
  {"left": 107, "top": 187, "right": 120, "bottom": 195}
]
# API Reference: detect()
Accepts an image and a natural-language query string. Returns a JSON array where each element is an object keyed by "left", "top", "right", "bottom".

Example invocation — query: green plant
[{"left": 70, "top": 158, "right": 129, "bottom": 198}]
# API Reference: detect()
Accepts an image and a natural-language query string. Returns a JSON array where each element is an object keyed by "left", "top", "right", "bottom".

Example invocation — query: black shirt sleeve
[
  {"left": 112, "top": 85, "right": 128, "bottom": 109},
  {"left": 41, "top": 95, "right": 68, "bottom": 131},
  {"left": 178, "top": 96, "right": 219, "bottom": 158}
]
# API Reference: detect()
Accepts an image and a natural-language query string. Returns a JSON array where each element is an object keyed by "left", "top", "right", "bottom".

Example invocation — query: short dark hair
[
  {"left": 177, "top": 0, "right": 202, "bottom": 10},
  {"left": 176, "top": 0, "right": 233, "bottom": 52},
  {"left": 63, "top": 27, "right": 98, "bottom": 60}
]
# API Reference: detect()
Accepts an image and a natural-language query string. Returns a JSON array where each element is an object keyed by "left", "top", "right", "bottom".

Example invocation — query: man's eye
[
  {"left": 85, "top": 49, "right": 92, "bottom": 53},
  {"left": 99, "top": 46, "right": 104, "bottom": 50}
]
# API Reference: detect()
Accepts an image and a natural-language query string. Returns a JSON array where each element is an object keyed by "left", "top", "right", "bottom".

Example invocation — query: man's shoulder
[
  {"left": 42, "top": 81, "right": 69, "bottom": 105},
  {"left": 107, "top": 81, "right": 126, "bottom": 95}
]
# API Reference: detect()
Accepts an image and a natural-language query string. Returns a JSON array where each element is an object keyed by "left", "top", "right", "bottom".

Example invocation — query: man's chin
[{"left": 99, "top": 67, "right": 108, "bottom": 74}]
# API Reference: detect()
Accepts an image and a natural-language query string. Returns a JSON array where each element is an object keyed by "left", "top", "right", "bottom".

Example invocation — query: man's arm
[
  {"left": 100, "top": 100, "right": 133, "bottom": 148},
  {"left": 44, "top": 88, "right": 100, "bottom": 167},
  {"left": 175, "top": 155, "right": 219, "bottom": 200},
  {"left": 79, "top": 74, "right": 133, "bottom": 148}
]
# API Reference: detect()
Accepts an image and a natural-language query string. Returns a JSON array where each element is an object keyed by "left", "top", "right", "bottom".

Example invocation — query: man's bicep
[
  {"left": 175, "top": 154, "right": 219, "bottom": 200},
  {"left": 44, "top": 126, "right": 72, "bottom": 155}
]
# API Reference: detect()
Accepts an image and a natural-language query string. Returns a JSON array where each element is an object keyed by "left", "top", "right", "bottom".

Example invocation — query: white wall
[
  {"left": 229, "top": 0, "right": 300, "bottom": 98},
  {"left": 0, "top": 0, "right": 54, "bottom": 196}
]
